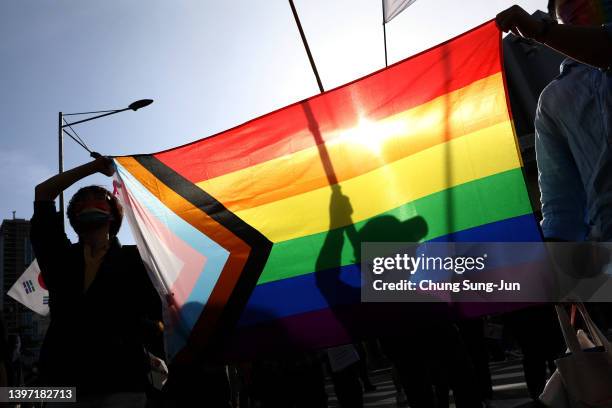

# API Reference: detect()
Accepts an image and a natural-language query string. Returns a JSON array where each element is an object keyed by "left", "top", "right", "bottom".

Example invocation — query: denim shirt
[{"left": 535, "top": 26, "right": 612, "bottom": 241}]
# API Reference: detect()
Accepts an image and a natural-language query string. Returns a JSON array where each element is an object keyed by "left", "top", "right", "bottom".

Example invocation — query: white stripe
[{"left": 492, "top": 382, "right": 527, "bottom": 392}]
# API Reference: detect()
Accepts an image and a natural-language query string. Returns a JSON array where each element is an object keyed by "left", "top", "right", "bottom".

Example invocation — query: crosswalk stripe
[{"left": 326, "top": 359, "right": 531, "bottom": 407}]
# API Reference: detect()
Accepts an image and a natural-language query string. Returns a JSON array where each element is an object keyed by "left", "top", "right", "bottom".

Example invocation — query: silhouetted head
[
  {"left": 67, "top": 185, "right": 123, "bottom": 238},
  {"left": 549, "top": 0, "right": 612, "bottom": 25},
  {"left": 354, "top": 215, "right": 428, "bottom": 261}
]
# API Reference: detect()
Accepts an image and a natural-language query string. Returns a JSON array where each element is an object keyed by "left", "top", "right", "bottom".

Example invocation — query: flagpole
[
  {"left": 383, "top": 22, "right": 388, "bottom": 67},
  {"left": 382, "top": 0, "right": 388, "bottom": 67},
  {"left": 288, "top": 0, "right": 324, "bottom": 93}
]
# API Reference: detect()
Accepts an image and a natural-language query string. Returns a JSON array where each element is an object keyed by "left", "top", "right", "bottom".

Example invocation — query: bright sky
[{"left": 0, "top": 0, "right": 545, "bottom": 244}]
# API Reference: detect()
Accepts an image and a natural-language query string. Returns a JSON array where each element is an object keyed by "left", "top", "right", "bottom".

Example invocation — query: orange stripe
[
  {"left": 197, "top": 72, "right": 508, "bottom": 212},
  {"left": 115, "top": 157, "right": 250, "bottom": 351}
]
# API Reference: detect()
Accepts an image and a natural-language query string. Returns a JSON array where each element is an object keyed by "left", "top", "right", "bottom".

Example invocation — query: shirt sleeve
[
  {"left": 535, "top": 93, "right": 589, "bottom": 241},
  {"left": 30, "top": 200, "right": 72, "bottom": 291}
]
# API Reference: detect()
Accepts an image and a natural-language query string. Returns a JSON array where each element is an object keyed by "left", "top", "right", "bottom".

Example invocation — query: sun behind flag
[{"left": 114, "top": 20, "right": 539, "bottom": 362}]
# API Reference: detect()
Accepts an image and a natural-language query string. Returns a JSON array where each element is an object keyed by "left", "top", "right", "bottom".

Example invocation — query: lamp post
[{"left": 58, "top": 99, "right": 153, "bottom": 221}]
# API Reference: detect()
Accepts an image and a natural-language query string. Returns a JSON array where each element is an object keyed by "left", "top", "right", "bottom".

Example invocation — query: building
[{"left": 0, "top": 215, "right": 49, "bottom": 374}]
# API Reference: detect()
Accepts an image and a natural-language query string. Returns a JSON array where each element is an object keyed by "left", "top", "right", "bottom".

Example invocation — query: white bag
[
  {"left": 540, "top": 304, "right": 612, "bottom": 407},
  {"left": 541, "top": 329, "right": 596, "bottom": 408},
  {"left": 147, "top": 351, "right": 168, "bottom": 390}
]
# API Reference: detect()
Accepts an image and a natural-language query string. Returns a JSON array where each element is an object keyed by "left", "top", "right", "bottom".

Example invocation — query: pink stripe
[{"left": 120, "top": 180, "right": 207, "bottom": 308}]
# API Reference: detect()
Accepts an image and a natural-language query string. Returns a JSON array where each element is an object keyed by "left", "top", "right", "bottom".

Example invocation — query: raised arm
[
  {"left": 35, "top": 156, "right": 115, "bottom": 201},
  {"left": 496, "top": 5, "right": 612, "bottom": 70},
  {"left": 31, "top": 156, "right": 116, "bottom": 291}
]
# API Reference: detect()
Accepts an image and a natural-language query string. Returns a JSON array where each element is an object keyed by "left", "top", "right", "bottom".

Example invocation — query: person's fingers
[
  {"left": 93, "top": 156, "right": 110, "bottom": 176},
  {"left": 496, "top": 14, "right": 512, "bottom": 32},
  {"left": 505, "top": 5, "right": 541, "bottom": 39},
  {"left": 497, "top": 4, "right": 532, "bottom": 34},
  {"left": 495, "top": 14, "right": 507, "bottom": 30},
  {"left": 505, "top": 20, "right": 524, "bottom": 38},
  {"left": 495, "top": 6, "right": 517, "bottom": 31},
  {"left": 102, "top": 157, "right": 116, "bottom": 176},
  {"left": 520, "top": 14, "right": 542, "bottom": 39}
]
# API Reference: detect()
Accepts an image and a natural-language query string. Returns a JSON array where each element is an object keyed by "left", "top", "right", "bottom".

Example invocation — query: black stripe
[
  {"left": 134, "top": 156, "right": 270, "bottom": 245},
  {"left": 134, "top": 155, "right": 272, "bottom": 360}
]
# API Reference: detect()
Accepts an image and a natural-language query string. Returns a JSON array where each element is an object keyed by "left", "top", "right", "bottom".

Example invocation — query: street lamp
[{"left": 58, "top": 99, "right": 153, "bottom": 221}]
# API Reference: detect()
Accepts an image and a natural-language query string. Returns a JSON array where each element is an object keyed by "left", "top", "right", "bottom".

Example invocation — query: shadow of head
[{"left": 354, "top": 214, "right": 428, "bottom": 261}]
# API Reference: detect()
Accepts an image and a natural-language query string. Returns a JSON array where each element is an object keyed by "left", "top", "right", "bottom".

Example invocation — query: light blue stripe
[{"left": 115, "top": 162, "right": 229, "bottom": 332}]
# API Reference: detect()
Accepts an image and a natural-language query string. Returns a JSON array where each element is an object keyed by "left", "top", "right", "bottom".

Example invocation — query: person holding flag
[
  {"left": 31, "top": 156, "right": 164, "bottom": 407},
  {"left": 496, "top": 1, "right": 612, "bottom": 241},
  {"left": 496, "top": 0, "right": 612, "bottom": 399}
]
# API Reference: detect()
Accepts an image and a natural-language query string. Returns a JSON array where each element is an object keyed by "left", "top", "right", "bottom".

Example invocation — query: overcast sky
[{"left": 0, "top": 0, "right": 545, "bottom": 244}]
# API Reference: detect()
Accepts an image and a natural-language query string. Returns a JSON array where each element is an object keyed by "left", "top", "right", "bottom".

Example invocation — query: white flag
[
  {"left": 383, "top": 0, "right": 417, "bottom": 23},
  {"left": 7, "top": 259, "right": 49, "bottom": 316}
]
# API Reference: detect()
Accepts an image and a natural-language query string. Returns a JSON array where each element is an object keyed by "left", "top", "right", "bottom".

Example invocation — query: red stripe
[{"left": 151, "top": 20, "right": 500, "bottom": 183}]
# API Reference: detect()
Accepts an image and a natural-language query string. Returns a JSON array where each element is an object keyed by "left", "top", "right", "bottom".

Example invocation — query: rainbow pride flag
[{"left": 114, "top": 20, "right": 540, "bottom": 361}]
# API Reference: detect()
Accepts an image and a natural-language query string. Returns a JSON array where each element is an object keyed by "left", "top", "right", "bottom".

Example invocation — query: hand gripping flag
[{"left": 113, "top": 21, "right": 540, "bottom": 362}]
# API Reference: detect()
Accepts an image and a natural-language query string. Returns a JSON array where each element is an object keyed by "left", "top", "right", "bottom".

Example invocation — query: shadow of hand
[{"left": 330, "top": 185, "right": 353, "bottom": 227}]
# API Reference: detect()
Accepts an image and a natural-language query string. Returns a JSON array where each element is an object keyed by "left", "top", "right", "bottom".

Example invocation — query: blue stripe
[
  {"left": 429, "top": 214, "right": 541, "bottom": 242},
  {"left": 237, "top": 214, "right": 541, "bottom": 327}
]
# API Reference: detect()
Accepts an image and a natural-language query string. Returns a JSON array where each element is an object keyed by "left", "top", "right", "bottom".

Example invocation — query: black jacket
[{"left": 30, "top": 201, "right": 163, "bottom": 394}]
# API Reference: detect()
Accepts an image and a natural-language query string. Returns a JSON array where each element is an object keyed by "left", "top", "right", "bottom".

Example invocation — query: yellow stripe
[
  {"left": 197, "top": 72, "right": 509, "bottom": 212},
  {"left": 233, "top": 120, "right": 519, "bottom": 243}
]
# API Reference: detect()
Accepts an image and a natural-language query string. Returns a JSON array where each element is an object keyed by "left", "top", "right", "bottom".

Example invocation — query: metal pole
[
  {"left": 382, "top": 0, "right": 388, "bottom": 67},
  {"left": 58, "top": 112, "right": 65, "bottom": 230},
  {"left": 288, "top": 0, "right": 324, "bottom": 93},
  {"left": 383, "top": 23, "right": 388, "bottom": 67},
  {"left": 62, "top": 108, "right": 127, "bottom": 127}
]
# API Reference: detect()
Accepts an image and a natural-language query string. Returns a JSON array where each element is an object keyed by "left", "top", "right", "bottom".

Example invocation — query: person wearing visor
[
  {"left": 497, "top": 0, "right": 612, "bottom": 241},
  {"left": 31, "top": 156, "right": 164, "bottom": 407},
  {"left": 495, "top": 0, "right": 612, "bottom": 400}
]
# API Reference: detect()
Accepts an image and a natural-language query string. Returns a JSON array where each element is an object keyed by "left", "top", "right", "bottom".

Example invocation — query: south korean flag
[{"left": 7, "top": 259, "right": 49, "bottom": 316}]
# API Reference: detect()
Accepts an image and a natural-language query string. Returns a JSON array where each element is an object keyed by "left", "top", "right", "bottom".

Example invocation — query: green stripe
[{"left": 257, "top": 168, "right": 532, "bottom": 284}]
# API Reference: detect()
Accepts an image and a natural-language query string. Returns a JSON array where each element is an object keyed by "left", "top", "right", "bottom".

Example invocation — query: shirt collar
[
  {"left": 560, "top": 57, "right": 578, "bottom": 74},
  {"left": 560, "top": 57, "right": 611, "bottom": 74}
]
